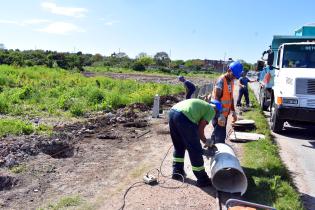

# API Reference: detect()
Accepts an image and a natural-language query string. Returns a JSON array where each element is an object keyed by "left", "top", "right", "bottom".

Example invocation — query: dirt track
[{"left": 83, "top": 71, "right": 215, "bottom": 86}]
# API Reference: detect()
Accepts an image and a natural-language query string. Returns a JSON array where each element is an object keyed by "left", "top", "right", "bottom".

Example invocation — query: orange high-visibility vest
[{"left": 212, "top": 75, "right": 234, "bottom": 117}]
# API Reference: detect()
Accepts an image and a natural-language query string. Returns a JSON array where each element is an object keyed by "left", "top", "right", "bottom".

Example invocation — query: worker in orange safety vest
[{"left": 210, "top": 61, "right": 243, "bottom": 144}]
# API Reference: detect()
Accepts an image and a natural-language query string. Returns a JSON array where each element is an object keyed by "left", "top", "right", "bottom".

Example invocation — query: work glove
[
  {"left": 232, "top": 111, "right": 237, "bottom": 123},
  {"left": 204, "top": 138, "right": 214, "bottom": 148},
  {"left": 202, "top": 143, "right": 218, "bottom": 158},
  {"left": 217, "top": 114, "right": 226, "bottom": 127}
]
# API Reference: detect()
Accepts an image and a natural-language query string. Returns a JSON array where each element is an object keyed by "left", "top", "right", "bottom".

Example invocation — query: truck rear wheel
[{"left": 270, "top": 103, "right": 284, "bottom": 133}]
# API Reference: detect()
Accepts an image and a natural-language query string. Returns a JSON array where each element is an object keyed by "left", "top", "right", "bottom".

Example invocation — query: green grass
[
  {"left": 9, "top": 164, "right": 27, "bottom": 174},
  {"left": 241, "top": 89, "right": 304, "bottom": 210},
  {"left": 0, "top": 118, "right": 52, "bottom": 137},
  {"left": 37, "top": 195, "right": 82, "bottom": 210},
  {"left": 0, "top": 119, "right": 34, "bottom": 136}
]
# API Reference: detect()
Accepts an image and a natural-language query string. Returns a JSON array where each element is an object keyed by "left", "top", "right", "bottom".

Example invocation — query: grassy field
[
  {"left": 241, "top": 89, "right": 304, "bottom": 210},
  {"left": 85, "top": 66, "right": 220, "bottom": 79},
  {"left": 0, "top": 65, "right": 183, "bottom": 136}
]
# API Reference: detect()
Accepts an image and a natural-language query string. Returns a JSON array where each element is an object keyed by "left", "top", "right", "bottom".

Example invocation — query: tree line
[{"left": 0, "top": 49, "right": 253, "bottom": 73}]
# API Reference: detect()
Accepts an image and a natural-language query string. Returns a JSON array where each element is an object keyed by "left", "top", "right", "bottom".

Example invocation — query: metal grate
[
  {"left": 307, "top": 99, "right": 315, "bottom": 107},
  {"left": 296, "top": 78, "right": 315, "bottom": 95},
  {"left": 307, "top": 79, "right": 315, "bottom": 94}
]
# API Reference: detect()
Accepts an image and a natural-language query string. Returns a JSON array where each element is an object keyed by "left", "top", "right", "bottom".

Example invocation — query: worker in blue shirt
[
  {"left": 236, "top": 71, "right": 256, "bottom": 107},
  {"left": 258, "top": 65, "right": 275, "bottom": 111},
  {"left": 178, "top": 76, "right": 196, "bottom": 99}
]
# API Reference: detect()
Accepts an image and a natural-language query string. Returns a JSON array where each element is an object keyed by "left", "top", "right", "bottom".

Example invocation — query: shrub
[
  {"left": 132, "top": 63, "right": 145, "bottom": 71},
  {"left": 88, "top": 88, "right": 104, "bottom": 104},
  {"left": 70, "top": 102, "right": 85, "bottom": 117}
]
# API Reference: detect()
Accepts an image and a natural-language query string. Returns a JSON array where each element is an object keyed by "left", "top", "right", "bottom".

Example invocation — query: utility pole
[
  {"left": 222, "top": 52, "right": 226, "bottom": 73},
  {"left": 169, "top": 49, "right": 171, "bottom": 68}
]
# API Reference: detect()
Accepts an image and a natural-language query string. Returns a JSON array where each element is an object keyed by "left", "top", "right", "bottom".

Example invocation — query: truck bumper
[{"left": 277, "top": 105, "right": 315, "bottom": 123}]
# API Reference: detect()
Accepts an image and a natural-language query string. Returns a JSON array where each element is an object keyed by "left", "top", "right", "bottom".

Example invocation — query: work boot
[
  {"left": 196, "top": 177, "right": 212, "bottom": 188},
  {"left": 172, "top": 169, "right": 186, "bottom": 181}
]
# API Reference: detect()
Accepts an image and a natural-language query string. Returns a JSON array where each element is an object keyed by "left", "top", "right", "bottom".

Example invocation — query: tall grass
[
  {"left": 0, "top": 65, "right": 183, "bottom": 118},
  {"left": 0, "top": 119, "right": 33, "bottom": 136},
  {"left": 0, "top": 118, "right": 51, "bottom": 137}
]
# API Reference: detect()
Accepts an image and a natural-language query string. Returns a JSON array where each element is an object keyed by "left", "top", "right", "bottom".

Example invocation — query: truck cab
[{"left": 258, "top": 25, "right": 315, "bottom": 133}]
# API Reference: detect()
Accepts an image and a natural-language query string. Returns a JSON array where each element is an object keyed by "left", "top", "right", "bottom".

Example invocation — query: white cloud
[
  {"left": 41, "top": 2, "right": 88, "bottom": 18},
  {"left": 0, "top": 20, "right": 20, "bottom": 25},
  {"left": 0, "top": 19, "right": 50, "bottom": 26},
  {"left": 23, "top": 19, "right": 50, "bottom": 25},
  {"left": 36, "top": 22, "right": 85, "bottom": 35},
  {"left": 105, "top": 20, "right": 119, "bottom": 26}
]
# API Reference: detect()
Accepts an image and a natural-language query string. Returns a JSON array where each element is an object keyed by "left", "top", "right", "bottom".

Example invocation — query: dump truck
[{"left": 258, "top": 25, "right": 315, "bottom": 133}]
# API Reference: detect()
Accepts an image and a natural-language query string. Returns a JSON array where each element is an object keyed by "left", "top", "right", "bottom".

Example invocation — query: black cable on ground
[
  {"left": 157, "top": 144, "right": 185, "bottom": 189},
  {"left": 118, "top": 181, "right": 145, "bottom": 210},
  {"left": 118, "top": 144, "right": 185, "bottom": 210}
]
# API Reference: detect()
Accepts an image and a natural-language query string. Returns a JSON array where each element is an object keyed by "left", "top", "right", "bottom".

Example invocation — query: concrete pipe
[{"left": 210, "top": 143, "right": 247, "bottom": 195}]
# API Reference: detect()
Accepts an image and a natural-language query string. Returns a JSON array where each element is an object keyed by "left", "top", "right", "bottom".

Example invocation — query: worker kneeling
[{"left": 168, "top": 98, "right": 223, "bottom": 187}]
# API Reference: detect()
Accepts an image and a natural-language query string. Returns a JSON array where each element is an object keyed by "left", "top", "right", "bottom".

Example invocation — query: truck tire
[
  {"left": 259, "top": 88, "right": 269, "bottom": 111},
  {"left": 270, "top": 103, "right": 284, "bottom": 133}
]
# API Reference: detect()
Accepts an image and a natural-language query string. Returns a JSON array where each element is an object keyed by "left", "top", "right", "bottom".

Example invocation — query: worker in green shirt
[{"left": 169, "top": 98, "right": 223, "bottom": 187}]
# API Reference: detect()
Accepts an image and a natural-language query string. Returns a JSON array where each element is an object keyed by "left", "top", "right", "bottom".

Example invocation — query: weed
[
  {"left": 38, "top": 195, "right": 82, "bottom": 210},
  {"left": 0, "top": 119, "right": 34, "bottom": 137},
  {"left": 9, "top": 164, "right": 27, "bottom": 174}
]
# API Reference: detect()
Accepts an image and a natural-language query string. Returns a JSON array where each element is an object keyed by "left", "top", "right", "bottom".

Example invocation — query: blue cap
[
  {"left": 229, "top": 61, "right": 243, "bottom": 79},
  {"left": 210, "top": 99, "right": 222, "bottom": 113},
  {"left": 178, "top": 76, "right": 185, "bottom": 81}
]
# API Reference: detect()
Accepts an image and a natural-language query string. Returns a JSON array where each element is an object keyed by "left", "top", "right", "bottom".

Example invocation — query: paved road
[{"left": 249, "top": 82, "right": 315, "bottom": 210}]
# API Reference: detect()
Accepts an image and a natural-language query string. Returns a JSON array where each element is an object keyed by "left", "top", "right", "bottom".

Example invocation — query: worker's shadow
[
  {"left": 300, "top": 193, "right": 315, "bottom": 210},
  {"left": 177, "top": 177, "right": 242, "bottom": 204},
  {"left": 177, "top": 177, "right": 217, "bottom": 197}
]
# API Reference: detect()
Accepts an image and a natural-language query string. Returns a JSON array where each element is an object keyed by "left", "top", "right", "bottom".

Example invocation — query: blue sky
[{"left": 1, "top": 0, "right": 315, "bottom": 63}]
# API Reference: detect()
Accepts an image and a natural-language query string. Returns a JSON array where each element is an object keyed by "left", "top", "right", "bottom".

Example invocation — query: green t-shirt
[{"left": 172, "top": 99, "right": 215, "bottom": 124}]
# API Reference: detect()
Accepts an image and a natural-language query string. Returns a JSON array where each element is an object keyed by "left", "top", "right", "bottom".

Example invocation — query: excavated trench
[
  {"left": 0, "top": 176, "right": 18, "bottom": 191},
  {"left": 39, "top": 140, "right": 74, "bottom": 159}
]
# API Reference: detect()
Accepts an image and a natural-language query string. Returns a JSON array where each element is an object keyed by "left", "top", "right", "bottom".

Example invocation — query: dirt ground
[
  {"left": 83, "top": 71, "right": 215, "bottom": 86},
  {"left": 0, "top": 73, "right": 244, "bottom": 210}
]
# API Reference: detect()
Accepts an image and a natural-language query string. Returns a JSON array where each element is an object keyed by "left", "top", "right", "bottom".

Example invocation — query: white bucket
[{"left": 210, "top": 143, "right": 247, "bottom": 195}]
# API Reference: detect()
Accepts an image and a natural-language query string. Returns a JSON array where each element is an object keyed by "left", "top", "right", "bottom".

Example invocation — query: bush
[
  {"left": 132, "top": 63, "right": 145, "bottom": 71},
  {"left": 88, "top": 88, "right": 104, "bottom": 104},
  {"left": 70, "top": 102, "right": 85, "bottom": 117}
]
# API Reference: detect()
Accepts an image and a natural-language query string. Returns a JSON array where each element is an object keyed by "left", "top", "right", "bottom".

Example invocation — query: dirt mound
[
  {"left": 160, "top": 94, "right": 182, "bottom": 105},
  {"left": 0, "top": 101, "right": 154, "bottom": 168}
]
